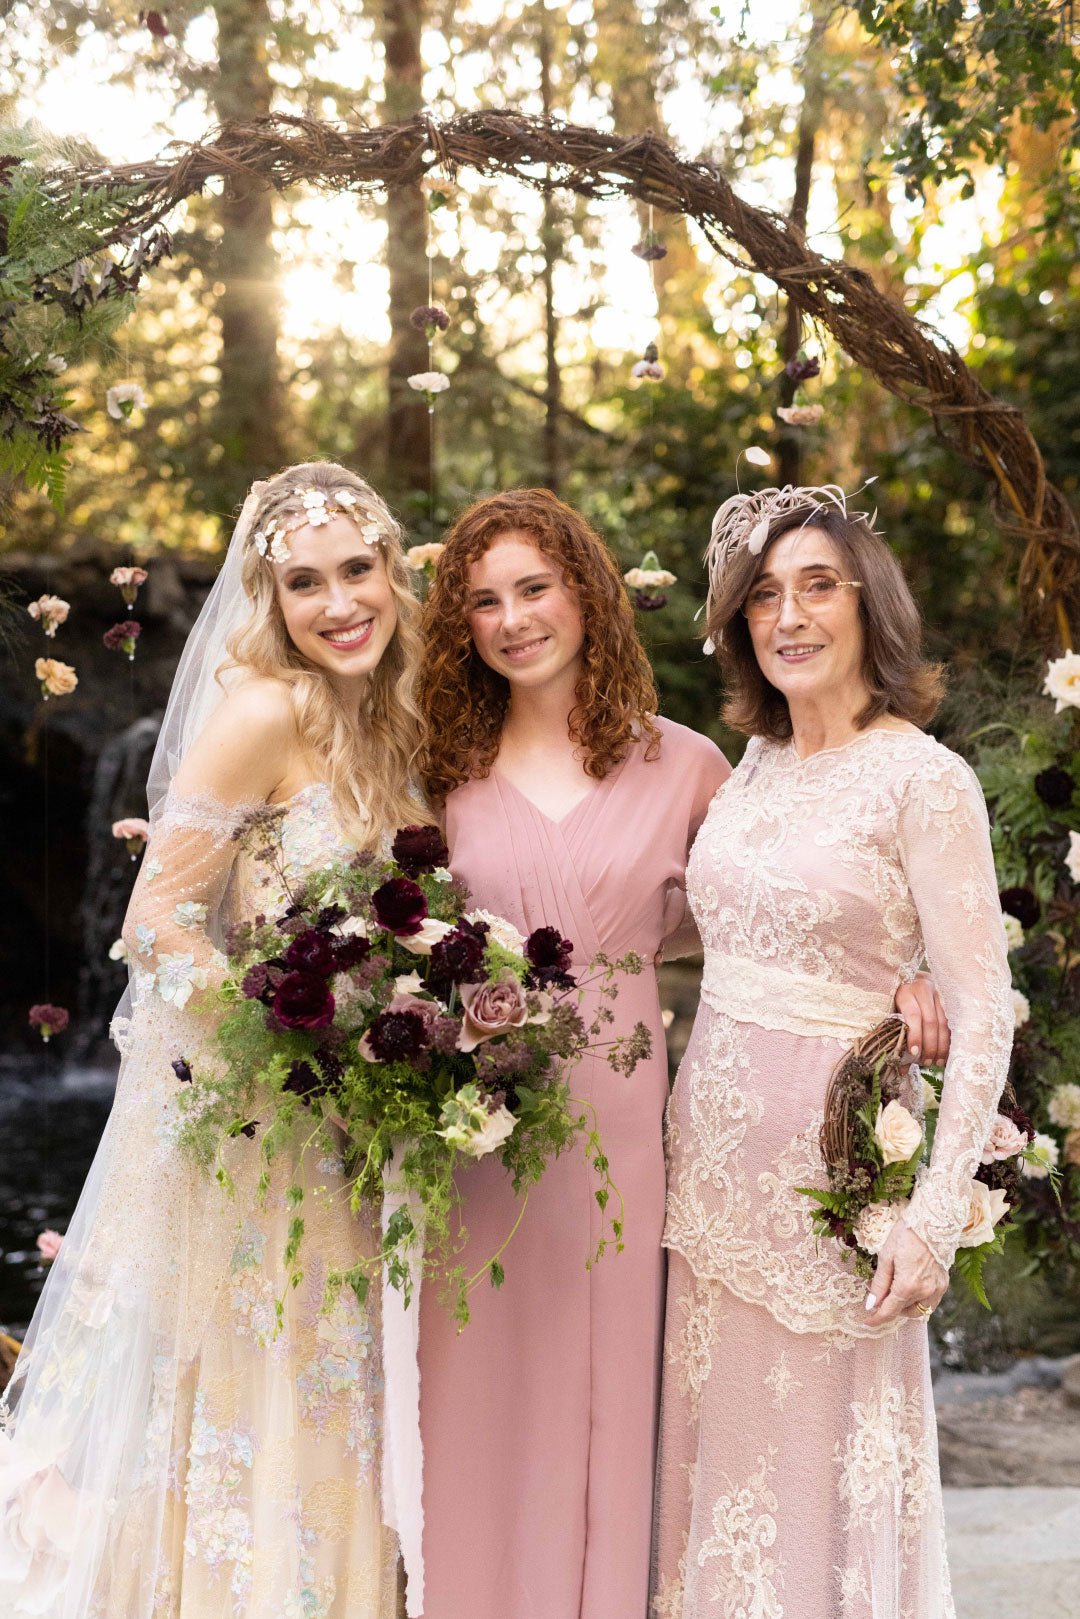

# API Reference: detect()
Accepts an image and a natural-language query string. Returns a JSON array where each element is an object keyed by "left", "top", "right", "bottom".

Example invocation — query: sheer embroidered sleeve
[
  {"left": 896, "top": 748, "right": 1014, "bottom": 1270},
  {"left": 121, "top": 790, "right": 257, "bottom": 1014}
]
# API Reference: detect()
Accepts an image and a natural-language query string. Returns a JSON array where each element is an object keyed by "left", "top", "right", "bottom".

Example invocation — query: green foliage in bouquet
[{"left": 176, "top": 811, "right": 649, "bottom": 1331}]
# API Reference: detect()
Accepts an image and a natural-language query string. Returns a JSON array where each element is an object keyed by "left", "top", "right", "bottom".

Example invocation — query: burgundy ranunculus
[
  {"left": 283, "top": 928, "right": 337, "bottom": 976},
  {"left": 365, "top": 1008, "right": 429, "bottom": 1063},
  {"left": 430, "top": 923, "right": 486, "bottom": 985},
  {"left": 999, "top": 886, "right": 1040, "bottom": 930},
  {"left": 524, "top": 926, "right": 575, "bottom": 986},
  {"left": 273, "top": 970, "right": 335, "bottom": 1030},
  {"left": 392, "top": 824, "right": 450, "bottom": 877},
  {"left": 372, "top": 877, "right": 428, "bottom": 936},
  {"left": 334, "top": 933, "right": 372, "bottom": 971},
  {"left": 1035, "top": 765, "right": 1074, "bottom": 809}
]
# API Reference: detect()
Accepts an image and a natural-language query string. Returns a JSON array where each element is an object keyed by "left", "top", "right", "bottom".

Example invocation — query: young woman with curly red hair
[{"left": 414, "top": 488, "right": 730, "bottom": 1619}]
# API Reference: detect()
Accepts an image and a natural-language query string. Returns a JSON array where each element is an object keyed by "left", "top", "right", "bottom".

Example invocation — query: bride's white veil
[{"left": 145, "top": 480, "right": 266, "bottom": 823}]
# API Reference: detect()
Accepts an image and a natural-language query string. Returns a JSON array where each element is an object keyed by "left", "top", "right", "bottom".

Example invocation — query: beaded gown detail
[
  {"left": 0, "top": 784, "right": 399, "bottom": 1619},
  {"left": 652, "top": 729, "right": 1013, "bottom": 1619}
]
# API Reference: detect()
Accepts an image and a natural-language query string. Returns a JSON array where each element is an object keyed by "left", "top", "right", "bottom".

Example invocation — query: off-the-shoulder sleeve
[
  {"left": 121, "top": 791, "right": 257, "bottom": 1014},
  {"left": 897, "top": 749, "right": 1014, "bottom": 1269}
]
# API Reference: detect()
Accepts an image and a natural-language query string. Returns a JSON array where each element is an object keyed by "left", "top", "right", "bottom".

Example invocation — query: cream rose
[
  {"left": 853, "top": 1198, "right": 909, "bottom": 1256},
  {"left": 457, "top": 975, "right": 529, "bottom": 1052},
  {"left": 461, "top": 1103, "right": 518, "bottom": 1158},
  {"left": 874, "top": 1100, "right": 923, "bottom": 1165},
  {"left": 1044, "top": 652, "right": 1080, "bottom": 713},
  {"left": 956, "top": 1180, "right": 1010, "bottom": 1249},
  {"left": 465, "top": 909, "right": 527, "bottom": 954},
  {"left": 27, "top": 594, "right": 70, "bottom": 637},
  {"left": 1012, "top": 988, "right": 1031, "bottom": 1028},
  {"left": 1022, "top": 1131, "right": 1060, "bottom": 1179},
  {"left": 400, "top": 916, "right": 456, "bottom": 955},
  {"left": 776, "top": 402, "right": 824, "bottom": 426},
  {"left": 1048, "top": 1082, "right": 1080, "bottom": 1130},
  {"left": 980, "top": 1113, "right": 1028, "bottom": 1164}
]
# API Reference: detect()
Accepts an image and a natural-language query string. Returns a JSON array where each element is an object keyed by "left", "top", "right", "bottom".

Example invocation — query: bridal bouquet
[
  {"left": 798, "top": 1018, "right": 1056, "bottom": 1306},
  {"left": 176, "top": 809, "right": 649, "bottom": 1329}
]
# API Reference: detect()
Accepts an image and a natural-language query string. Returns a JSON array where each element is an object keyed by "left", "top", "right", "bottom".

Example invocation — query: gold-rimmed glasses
[{"left": 741, "top": 577, "right": 863, "bottom": 623}]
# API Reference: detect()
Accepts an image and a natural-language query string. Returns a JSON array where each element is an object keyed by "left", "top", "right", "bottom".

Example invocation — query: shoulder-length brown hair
[
  {"left": 707, "top": 505, "right": 944, "bottom": 741},
  {"left": 419, "top": 488, "right": 660, "bottom": 803}
]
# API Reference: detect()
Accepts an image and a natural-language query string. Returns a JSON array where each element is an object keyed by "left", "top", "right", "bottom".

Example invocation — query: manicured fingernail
[
  {"left": 910, "top": 1045, "right": 920, "bottom": 1059},
  {"left": 865, "top": 1295, "right": 877, "bottom": 1311}
]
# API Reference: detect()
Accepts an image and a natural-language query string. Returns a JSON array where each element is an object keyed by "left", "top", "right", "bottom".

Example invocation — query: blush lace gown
[
  {"left": 0, "top": 784, "right": 399, "bottom": 1619},
  {"left": 652, "top": 730, "right": 1013, "bottom": 1619},
  {"left": 418, "top": 718, "right": 729, "bottom": 1619}
]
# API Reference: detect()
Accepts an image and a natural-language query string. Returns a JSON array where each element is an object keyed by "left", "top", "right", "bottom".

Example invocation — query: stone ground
[{"left": 946, "top": 1489, "right": 1080, "bottom": 1617}]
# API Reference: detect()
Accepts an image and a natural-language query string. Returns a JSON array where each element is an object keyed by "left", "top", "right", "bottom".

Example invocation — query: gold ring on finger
[{"left": 915, "top": 1302, "right": 932, "bottom": 1317}]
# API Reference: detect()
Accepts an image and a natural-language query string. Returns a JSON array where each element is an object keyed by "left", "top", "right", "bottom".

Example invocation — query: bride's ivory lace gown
[
  {"left": 652, "top": 730, "right": 1013, "bottom": 1619},
  {"left": 0, "top": 784, "right": 399, "bottom": 1619}
]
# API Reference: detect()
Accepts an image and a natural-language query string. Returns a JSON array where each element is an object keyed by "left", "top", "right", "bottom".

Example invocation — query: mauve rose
[
  {"left": 392, "top": 824, "right": 450, "bottom": 876},
  {"left": 457, "top": 976, "right": 529, "bottom": 1053},
  {"left": 372, "top": 878, "right": 428, "bottom": 936},
  {"left": 273, "top": 971, "right": 335, "bottom": 1030},
  {"left": 980, "top": 1113, "right": 1029, "bottom": 1164},
  {"left": 283, "top": 928, "right": 337, "bottom": 976}
]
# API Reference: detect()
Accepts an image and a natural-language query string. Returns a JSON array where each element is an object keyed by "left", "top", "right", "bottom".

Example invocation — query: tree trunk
[
  {"left": 778, "top": 10, "right": 828, "bottom": 487},
  {"left": 538, "top": 6, "right": 561, "bottom": 494},
  {"left": 380, "top": 0, "right": 431, "bottom": 506},
  {"left": 210, "top": 0, "right": 287, "bottom": 514}
]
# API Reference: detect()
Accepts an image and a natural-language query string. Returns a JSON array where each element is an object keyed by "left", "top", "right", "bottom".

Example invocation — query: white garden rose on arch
[{"left": 1044, "top": 652, "right": 1080, "bottom": 713}]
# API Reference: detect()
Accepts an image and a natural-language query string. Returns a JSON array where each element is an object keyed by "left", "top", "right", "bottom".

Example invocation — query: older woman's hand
[
  {"left": 894, "top": 973, "right": 951, "bottom": 1066},
  {"left": 864, "top": 1221, "right": 948, "bottom": 1325}
]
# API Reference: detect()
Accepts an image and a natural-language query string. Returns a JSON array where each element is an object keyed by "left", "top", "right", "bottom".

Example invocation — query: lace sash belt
[{"left": 700, "top": 951, "right": 894, "bottom": 1042}]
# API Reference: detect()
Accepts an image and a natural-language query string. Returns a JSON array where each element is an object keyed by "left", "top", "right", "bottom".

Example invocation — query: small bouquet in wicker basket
[{"left": 797, "top": 1016, "right": 1053, "bottom": 1306}]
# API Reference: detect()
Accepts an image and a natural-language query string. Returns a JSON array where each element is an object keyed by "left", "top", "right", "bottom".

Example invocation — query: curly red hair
[{"left": 419, "top": 488, "right": 660, "bottom": 804}]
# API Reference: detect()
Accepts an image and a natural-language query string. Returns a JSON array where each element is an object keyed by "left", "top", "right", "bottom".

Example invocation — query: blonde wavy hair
[{"left": 223, "top": 461, "right": 430, "bottom": 847}]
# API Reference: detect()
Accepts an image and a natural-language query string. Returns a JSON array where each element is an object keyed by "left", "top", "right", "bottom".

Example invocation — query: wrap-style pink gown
[{"left": 418, "top": 717, "right": 729, "bottom": 1619}]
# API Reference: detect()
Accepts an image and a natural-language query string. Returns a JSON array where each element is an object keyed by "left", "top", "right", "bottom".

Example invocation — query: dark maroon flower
[
  {"left": 999, "top": 886, "right": 1040, "bottom": 929},
  {"left": 273, "top": 971, "right": 335, "bottom": 1030},
  {"left": 430, "top": 923, "right": 486, "bottom": 985},
  {"left": 283, "top": 1048, "right": 341, "bottom": 1103},
  {"left": 366, "top": 1008, "right": 429, "bottom": 1063},
  {"left": 372, "top": 877, "right": 428, "bottom": 936},
  {"left": 1035, "top": 765, "right": 1074, "bottom": 809},
  {"left": 392, "top": 824, "right": 450, "bottom": 876},
  {"left": 283, "top": 928, "right": 337, "bottom": 976},
  {"left": 239, "top": 1119, "right": 258, "bottom": 1139},
  {"left": 524, "top": 926, "right": 575, "bottom": 987},
  {"left": 784, "top": 353, "right": 821, "bottom": 382},
  {"left": 632, "top": 589, "right": 667, "bottom": 612},
  {"left": 28, "top": 1003, "right": 69, "bottom": 1039},
  {"left": 171, "top": 1056, "right": 192, "bottom": 1084},
  {"left": 103, "top": 620, "right": 141, "bottom": 652},
  {"left": 631, "top": 239, "right": 667, "bottom": 261},
  {"left": 410, "top": 304, "right": 451, "bottom": 332},
  {"left": 241, "top": 961, "right": 283, "bottom": 1003},
  {"left": 141, "top": 9, "right": 169, "bottom": 38},
  {"left": 333, "top": 932, "right": 372, "bottom": 971}
]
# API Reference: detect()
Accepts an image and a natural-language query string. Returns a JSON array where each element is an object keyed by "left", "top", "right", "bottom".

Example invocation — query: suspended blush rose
[
  {"left": 29, "top": 1003, "right": 69, "bottom": 1042},
  {"left": 407, "top": 371, "right": 450, "bottom": 407},
  {"left": 631, "top": 359, "right": 664, "bottom": 381},
  {"left": 35, "top": 657, "right": 78, "bottom": 699},
  {"left": 27, "top": 595, "right": 70, "bottom": 638},
  {"left": 110, "top": 565, "right": 148, "bottom": 607}
]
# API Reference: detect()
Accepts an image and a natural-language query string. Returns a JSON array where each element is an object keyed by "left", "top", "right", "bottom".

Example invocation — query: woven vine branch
[{"left": 47, "top": 108, "right": 1079, "bottom": 640}]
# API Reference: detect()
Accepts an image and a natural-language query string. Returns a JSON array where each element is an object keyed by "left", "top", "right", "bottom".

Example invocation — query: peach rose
[
  {"left": 35, "top": 657, "right": 78, "bottom": 697},
  {"left": 956, "top": 1180, "right": 1010, "bottom": 1249},
  {"left": 457, "top": 975, "right": 529, "bottom": 1052},
  {"left": 873, "top": 1100, "right": 923, "bottom": 1166},
  {"left": 980, "top": 1113, "right": 1028, "bottom": 1164}
]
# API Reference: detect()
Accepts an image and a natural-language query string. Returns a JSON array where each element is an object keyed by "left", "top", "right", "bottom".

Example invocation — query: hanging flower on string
[
  {"left": 404, "top": 543, "right": 446, "bottom": 580},
  {"left": 421, "top": 174, "right": 460, "bottom": 212},
  {"left": 784, "top": 351, "right": 821, "bottom": 383},
  {"left": 36, "top": 1229, "right": 63, "bottom": 1261},
  {"left": 35, "top": 656, "right": 78, "bottom": 699},
  {"left": 408, "top": 371, "right": 451, "bottom": 410},
  {"left": 411, "top": 305, "right": 451, "bottom": 336},
  {"left": 113, "top": 816, "right": 150, "bottom": 859},
  {"left": 104, "top": 620, "right": 141, "bottom": 662},
  {"left": 27, "top": 595, "right": 70, "bottom": 638},
  {"left": 29, "top": 1003, "right": 69, "bottom": 1042},
  {"left": 632, "top": 230, "right": 667, "bottom": 262},
  {"left": 110, "top": 565, "right": 148, "bottom": 607},
  {"left": 624, "top": 550, "right": 676, "bottom": 612},
  {"left": 106, "top": 382, "right": 147, "bottom": 422},
  {"left": 631, "top": 342, "right": 664, "bottom": 383},
  {"left": 744, "top": 446, "right": 772, "bottom": 468},
  {"left": 777, "top": 352, "right": 824, "bottom": 427}
]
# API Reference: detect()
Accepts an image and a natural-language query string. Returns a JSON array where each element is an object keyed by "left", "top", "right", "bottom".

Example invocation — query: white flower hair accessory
[
  {"left": 702, "top": 480, "right": 878, "bottom": 652},
  {"left": 248, "top": 485, "right": 391, "bottom": 565}
]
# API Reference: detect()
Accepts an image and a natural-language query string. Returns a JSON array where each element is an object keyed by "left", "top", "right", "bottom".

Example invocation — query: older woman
[{"left": 652, "top": 487, "right": 1013, "bottom": 1619}]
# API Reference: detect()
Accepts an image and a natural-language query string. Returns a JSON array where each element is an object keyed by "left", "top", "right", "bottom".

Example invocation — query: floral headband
[{"left": 251, "top": 486, "right": 388, "bottom": 565}]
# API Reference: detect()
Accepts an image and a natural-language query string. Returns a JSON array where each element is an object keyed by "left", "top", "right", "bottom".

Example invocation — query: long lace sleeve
[
  {"left": 121, "top": 790, "right": 256, "bottom": 1015},
  {"left": 897, "top": 749, "right": 1014, "bottom": 1270}
]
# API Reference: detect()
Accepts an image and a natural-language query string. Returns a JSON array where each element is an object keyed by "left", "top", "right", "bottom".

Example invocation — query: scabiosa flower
[
  {"left": 364, "top": 1007, "right": 430, "bottom": 1063},
  {"left": 103, "top": 620, "right": 141, "bottom": 660},
  {"left": 27, "top": 595, "right": 70, "bottom": 637},
  {"left": 999, "top": 886, "right": 1040, "bottom": 929},
  {"left": 784, "top": 351, "right": 821, "bottom": 382},
  {"left": 429, "top": 921, "right": 487, "bottom": 985},
  {"left": 1035, "top": 765, "right": 1074, "bottom": 809},
  {"left": 241, "top": 961, "right": 284, "bottom": 1003},
  {"left": 333, "top": 932, "right": 373, "bottom": 972},
  {"left": 272, "top": 971, "right": 336, "bottom": 1030},
  {"left": 524, "top": 926, "right": 575, "bottom": 987},
  {"left": 105, "top": 382, "right": 147, "bottom": 421},
  {"left": 392, "top": 824, "right": 451, "bottom": 877},
  {"left": 109, "top": 565, "right": 148, "bottom": 607},
  {"left": 410, "top": 304, "right": 451, "bottom": 333},
  {"left": 372, "top": 878, "right": 429, "bottom": 936},
  {"left": 29, "top": 1003, "right": 69, "bottom": 1041}
]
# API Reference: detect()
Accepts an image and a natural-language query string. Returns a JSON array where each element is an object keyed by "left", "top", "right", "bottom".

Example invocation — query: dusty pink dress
[{"left": 418, "top": 717, "right": 729, "bottom": 1619}]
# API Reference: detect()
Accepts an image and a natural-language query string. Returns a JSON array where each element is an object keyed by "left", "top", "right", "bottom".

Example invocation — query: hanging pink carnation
[
  {"left": 110, "top": 566, "right": 148, "bottom": 606},
  {"left": 29, "top": 1003, "right": 70, "bottom": 1042},
  {"left": 103, "top": 620, "right": 141, "bottom": 660},
  {"left": 27, "top": 595, "right": 70, "bottom": 637},
  {"left": 36, "top": 1230, "right": 63, "bottom": 1261}
]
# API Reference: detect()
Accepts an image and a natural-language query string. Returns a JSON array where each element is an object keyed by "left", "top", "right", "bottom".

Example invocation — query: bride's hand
[{"left": 864, "top": 1222, "right": 947, "bottom": 1325}]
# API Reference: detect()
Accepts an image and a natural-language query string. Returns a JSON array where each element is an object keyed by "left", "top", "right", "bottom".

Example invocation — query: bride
[{"left": 0, "top": 462, "right": 425, "bottom": 1618}]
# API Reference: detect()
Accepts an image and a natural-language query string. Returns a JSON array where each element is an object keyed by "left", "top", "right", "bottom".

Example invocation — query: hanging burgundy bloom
[
  {"left": 998, "top": 887, "right": 1041, "bottom": 930},
  {"left": 365, "top": 1008, "right": 430, "bottom": 1063},
  {"left": 372, "top": 878, "right": 428, "bottom": 935},
  {"left": 784, "top": 353, "right": 821, "bottom": 382},
  {"left": 392, "top": 824, "right": 450, "bottom": 876},
  {"left": 283, "top": 928, "right": 337, "bottom": 977},
  {"left": 272, "top": 971, "right": 335, "bottom": 1030},
  {"left": 632, "top": 589, "right": 667, "bottom": 612},
  {"left": 140, "top": 10, "right": 169, "bottom": 38},
  {"left": 410, "top": 304, "right": 451, "bottom": 332},
  {"left": 103, "top": 620, "right": 141, "bottom": 658},
  {"left": 29, "top": 1003, "right": 69, "bottom": 1041},
  {"left": 1035, "top": 765, "right": 1074, "bottom": 809}
]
